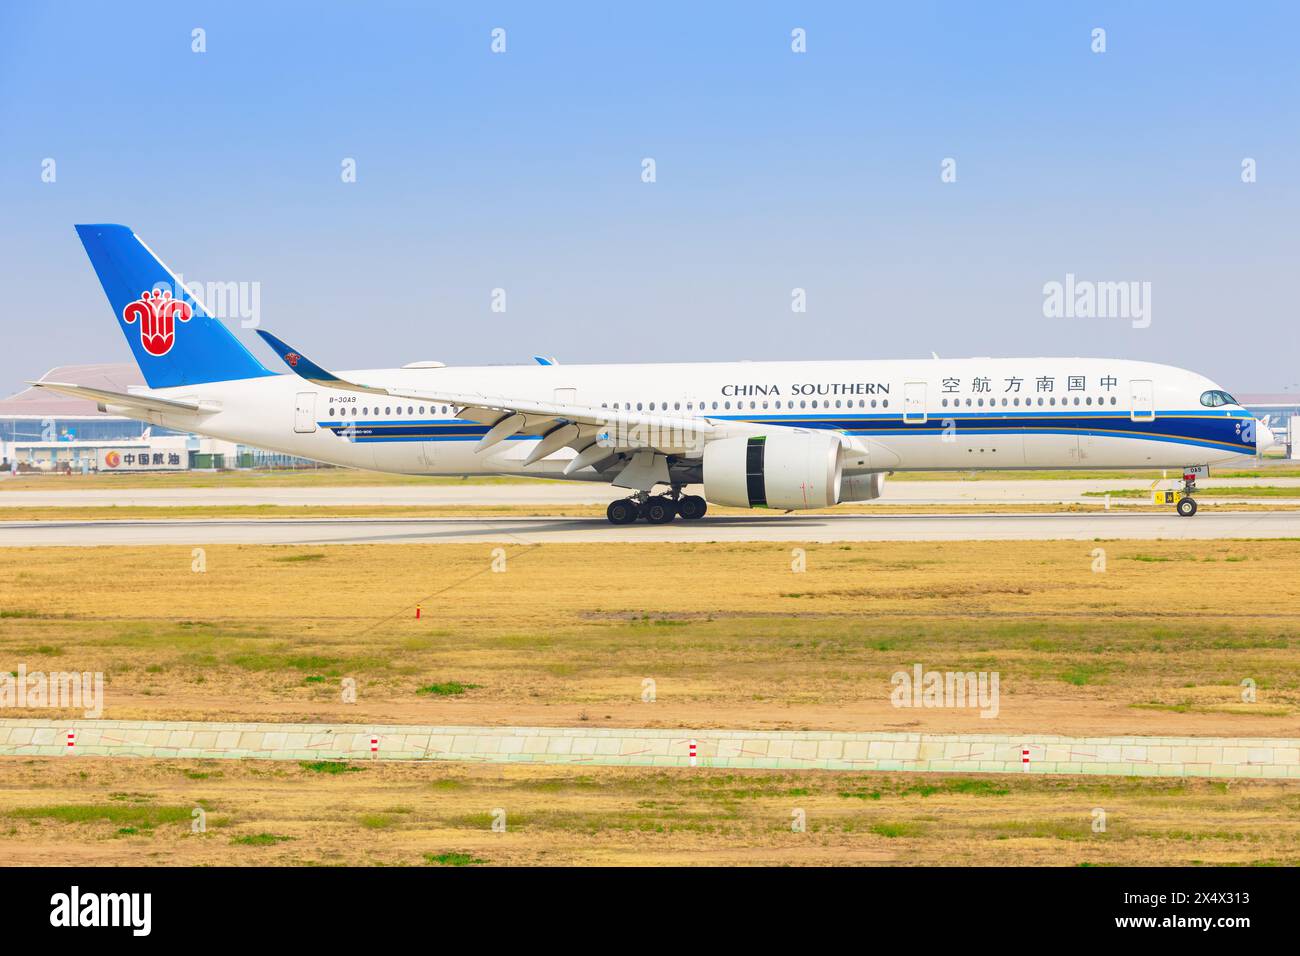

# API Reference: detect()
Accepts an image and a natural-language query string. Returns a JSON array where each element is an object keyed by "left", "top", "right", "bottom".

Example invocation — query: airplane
[{"left": 31, "top": 224, "right": 1275, "bottom": 524}]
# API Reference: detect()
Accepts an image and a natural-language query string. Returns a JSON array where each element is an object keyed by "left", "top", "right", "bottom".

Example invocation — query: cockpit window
[{"left": 1200, "top": 389, "right": 1238, "bottom": 408}]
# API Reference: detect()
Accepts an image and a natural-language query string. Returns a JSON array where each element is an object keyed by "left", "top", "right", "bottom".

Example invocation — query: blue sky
[{"left": 2, "top": 1, "right": 1297, "bottom": 393}]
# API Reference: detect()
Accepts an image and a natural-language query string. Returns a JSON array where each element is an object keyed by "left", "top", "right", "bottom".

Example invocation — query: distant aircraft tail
[{"left": 75, "top": 224, "right": 274, "bottom": 388}]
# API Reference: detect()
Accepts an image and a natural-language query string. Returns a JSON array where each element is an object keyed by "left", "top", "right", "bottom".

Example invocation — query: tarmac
[{"left": 2, "top": 510, "right": 1298, "bottom": 545}]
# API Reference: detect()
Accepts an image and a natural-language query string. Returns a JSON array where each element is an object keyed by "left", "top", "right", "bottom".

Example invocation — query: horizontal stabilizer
[{"left": 28, "top": 381, "right": 208, "bottom": 414}]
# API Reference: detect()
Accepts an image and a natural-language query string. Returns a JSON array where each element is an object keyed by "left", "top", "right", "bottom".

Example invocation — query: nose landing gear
[{"left": 1176, "top": 472, "right": 1198, "bottom": 517}]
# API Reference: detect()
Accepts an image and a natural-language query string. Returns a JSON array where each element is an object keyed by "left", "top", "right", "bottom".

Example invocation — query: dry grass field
[
  {"left": 1, "top": 540, "right": 1297, "bottom": 735},
  {"left": 3, "top": 539, "right": 1298, "bottom": 865},
  {"left": 2, "top": 757, "right": 1296, "bottom": 866}
]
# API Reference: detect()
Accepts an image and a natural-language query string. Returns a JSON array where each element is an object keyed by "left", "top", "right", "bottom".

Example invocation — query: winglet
[
  {"left": 256, "top": 330, "right": 346, "bottom": 385},
  {"left": 257, "top": 330, "right": 392, "bottom": 396}
]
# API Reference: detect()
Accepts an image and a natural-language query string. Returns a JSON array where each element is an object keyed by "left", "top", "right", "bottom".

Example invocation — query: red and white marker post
[
  {"left": 370, "top": 735, "right": 379, "bottom": 758},
  {"left": 689, "top": 739, "right": 697, "bottom": 767},
  {"left": 66, "top": 730, "right": 76, "bottom": 752},
  {"left": 1022, "top": 748, "right": 1030, "bottom": 766}
]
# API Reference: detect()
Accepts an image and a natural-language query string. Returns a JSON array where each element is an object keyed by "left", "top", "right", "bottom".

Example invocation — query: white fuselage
[{"left": 113, "top": 356, "right": 1257, "bottom": 482}]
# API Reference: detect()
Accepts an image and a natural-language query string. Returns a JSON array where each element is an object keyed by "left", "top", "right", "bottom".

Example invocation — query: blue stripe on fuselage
[{"left": 317, "top": 410, "right": 1255, "bottom": 453}]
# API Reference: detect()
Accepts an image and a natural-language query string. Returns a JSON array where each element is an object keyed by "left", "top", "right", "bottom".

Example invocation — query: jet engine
[{"left": 702, "top": 432, "right": 843, "bottom": 510}]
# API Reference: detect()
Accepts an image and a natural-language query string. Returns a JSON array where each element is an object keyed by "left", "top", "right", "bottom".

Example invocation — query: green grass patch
[
  {"left": 870, "top": 822, "right": 926, "bottom": 838},
  {"left": 230, "top": 833, "right": 294, "bottom": 846},
  {"left": 227, "top": 653, "right": 342, "bottom": 673},
  {"left": 299, "top": 761, "right": 362, "bottom": 775},
  {"left": 425, "top": 851, "right": 484, "bottom": 866},
  {"left": 10, "top": 804, "right": 192, "bottom": 828},
  {"left": 416, "top": 681, "right": 481, "bottom": 696}
]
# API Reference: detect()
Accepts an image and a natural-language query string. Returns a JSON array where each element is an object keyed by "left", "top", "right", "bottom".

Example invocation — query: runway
[
  {"left": 3, "top": 718, "right": 1296, "bottom": 779},
  {"left": 2, "top": 510, "right": 1299, "bottom": 545}
]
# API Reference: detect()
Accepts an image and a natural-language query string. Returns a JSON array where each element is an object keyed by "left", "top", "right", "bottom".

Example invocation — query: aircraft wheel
[
  {"left": 642, "top": 496, "right": 677, "bottom": 523},
  {"left": 677, "top": 495, "right": 708, "bottom": 520},
  {"left": 1176, "top": 497, "right": 1198, "bottom": 517},
  {"left": 606, "top": 499, "right": 640, "bottom": 524}
]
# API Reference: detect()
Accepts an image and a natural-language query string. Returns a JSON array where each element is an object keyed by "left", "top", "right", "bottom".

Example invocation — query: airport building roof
[{"left": 1236, "top": 393, "right": 1300, "bottom": 407}]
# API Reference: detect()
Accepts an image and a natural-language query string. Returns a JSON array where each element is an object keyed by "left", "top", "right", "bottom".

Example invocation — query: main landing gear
[
  {"left": 605, "top": 488, "right": 709, "bottom": 524},
  {"left": 605, "top": 498, "right": 641, "bottom": 524}
]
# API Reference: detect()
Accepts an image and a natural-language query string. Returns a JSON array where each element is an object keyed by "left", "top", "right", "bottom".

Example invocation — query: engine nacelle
[
  {"left": 702, "top": 432, "right": 843, "bottom": 510},
  {"left": 839, "top": 471, "right": 885, "bottom": 502}
]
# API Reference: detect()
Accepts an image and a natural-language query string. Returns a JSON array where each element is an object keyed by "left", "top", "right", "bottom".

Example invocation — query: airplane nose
[{"left": 1254, "top": 419, "right": 1276, "bottom": 452}]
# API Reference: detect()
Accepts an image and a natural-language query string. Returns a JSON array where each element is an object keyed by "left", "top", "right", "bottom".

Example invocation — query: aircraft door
[
  {"left": 903, "top": 381, "right": 928, "bottom": 424},
  {"left": 1130, "top": 380, "right": 1155, "bottom": 422},
  {"left": 294, "top": 392, "right": 317, "bottom": 433}
]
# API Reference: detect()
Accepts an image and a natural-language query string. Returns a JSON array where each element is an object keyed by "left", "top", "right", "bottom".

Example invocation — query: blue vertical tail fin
[{"left": 75, "top": 224, "right": 274, "bottom": 388}]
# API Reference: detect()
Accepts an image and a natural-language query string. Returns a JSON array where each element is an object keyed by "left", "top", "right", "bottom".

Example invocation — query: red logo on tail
[
  {"left": 122, "top": 289, "right": 192, "bottom": 357},
  {"left": 285, "top": 352, "right": 301, "bottom": 367}
]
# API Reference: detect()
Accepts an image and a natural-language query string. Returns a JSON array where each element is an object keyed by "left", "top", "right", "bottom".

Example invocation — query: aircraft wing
[
  {"left": 256, "top": 330, "right": 771, "bottom": 473},
  {"left": 27, "top": 381, "right": 209, "bottom": 415}
]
